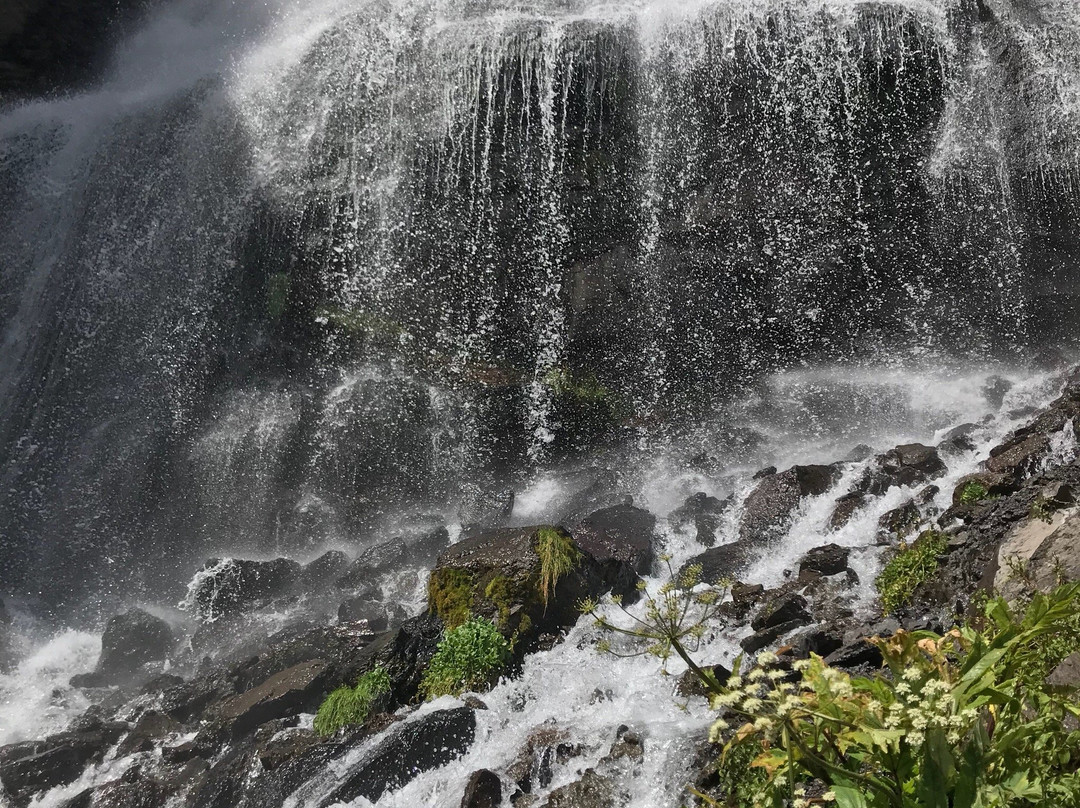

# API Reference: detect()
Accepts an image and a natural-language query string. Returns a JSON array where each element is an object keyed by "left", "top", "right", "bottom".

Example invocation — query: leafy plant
[
  {"left": 959, "top": 480, "right": 990, "bottom": 505},
  {"left": 420, "top": 616, "right": 511, "bottom": 699},
  {"left": 694, "top": 584, "right": 1080, "bottom": 808},
  {"left": 580, "top": 556, "right": 730, "bottom": 684},
  {"left": 1030, "top": 495, "right": 1054, "bottom": 524},
  {"left": 875, "top": 530, "right": 948, "bottom": 615},
  {"left": 536, "top": 527, "right": 582, "bottom": 608},
  {"left": 313, "top": 666, "right": 391, "bottom": 737}
]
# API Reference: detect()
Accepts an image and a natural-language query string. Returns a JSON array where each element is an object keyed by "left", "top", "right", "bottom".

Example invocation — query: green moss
[
  {"left": 420, "top": 616, "right": 511, "bottom": 700},
  {"left": 875, "top": 529, "right": 949, "bottom": 615},
  {"left": 535, "top": 527, "right": 582, "bottom": 608},
  {"left": 266, "top": 273, "right": 291, "bottom": 319},
  {"left": 959, "top": 480, "right": 991, "bottom": 504},
  {"left": 427, "top": 568, "right": 475, "bottom": 629},
  {"left": 541, "top": 367, "right": 611, "bottom": 403},
  {"left": 313, "top": 666, "right": 391, "bottom": 737},
  {"left": 483, "top": 575, "right": 517, "bottom": 626}
]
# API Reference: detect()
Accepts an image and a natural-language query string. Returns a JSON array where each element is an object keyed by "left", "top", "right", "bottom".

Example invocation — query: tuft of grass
[
  {"left": 313, "top": 666, "right": 391, "bottom": 737},
  {"left": 420, "top": 616, "right": 510, "bottom": 700},
  {"left": 875, "top": 529, "right": 948, "bottom": 615},
  {"left": 959, "top": 479, "right": 990, "bottom": 504},
  {"left": 535, "top": 527, "right": 581, "bottom": 608},
  {"left": 427, "top": 567, "right": 475, "bottom": 630}
]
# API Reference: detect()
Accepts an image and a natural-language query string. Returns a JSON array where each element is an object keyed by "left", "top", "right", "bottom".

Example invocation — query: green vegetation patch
[
  {"left": 875, "top": 529, "right": 948, "bottom": 615},
  {"left": 542, "top": 367, "right": 611, "bottom": 403},
  {"left": 535, "top": 526, "right": 582, "bottom": 608},
  {"left": 420, "top": 616, "right": 511, "bottom": 700},
  {"left": 313, "top": 666, "right": 390, "bottom": 737},
  {"left": 427, "top": 567, "right": 475, "bottom": 630},
  {"left": 959, "top": 479, "right": 990, "bottom": 504}
]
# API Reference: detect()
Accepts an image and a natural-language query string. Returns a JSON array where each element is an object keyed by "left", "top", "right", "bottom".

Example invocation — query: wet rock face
[
  {"left": 320, "top": 707, "right": 477, "bottom": 806},
  {"left": 680, "top": 541, "right": 756, "bottom": 585},
  {"left": 857, "top": 444, "right": 947, "bottom": 496},
  {"left": 188, "top": 558, "right": 302, "bottom": 621},
  {"left": 462, "top": 768, "right": 503, "bottom": 808},
  {"left": 740, "top": 465, "right": 837, "bottom": 543},
  {"left": 798, "top": 544, "right": 850, "bottom": 579},
  {"left": 96, "top": 609, "right": 175, "bottom": 679},
  {"left": 669, "top": 493, "right": 731, "bottom": 548}
]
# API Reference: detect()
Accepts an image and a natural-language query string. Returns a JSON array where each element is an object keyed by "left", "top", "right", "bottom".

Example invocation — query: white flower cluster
[{"left": 884, "top": 669, "right": 977, "bottom": 748}]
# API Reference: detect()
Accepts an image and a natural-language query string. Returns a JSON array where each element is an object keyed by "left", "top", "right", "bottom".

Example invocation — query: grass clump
[
  {"left": 535, "top": 527, "right": 582, "bottom": 608},
  {"left": 959, "top": 479, "right": 990, "bottom": 504},
  {"left": 427, "top": 567, "right": 475, "bottom": 630},
  {"left": 875, "top": 529, "right": 948, "bottom": 615},
  {"left": 420, "top": 616, "right": 511, "bottom": 699},
  {"left": 313, "top": 666, "right": 391, "bottom": 737}
]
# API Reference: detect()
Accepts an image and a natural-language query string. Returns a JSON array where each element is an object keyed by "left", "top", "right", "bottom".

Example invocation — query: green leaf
[{"left": 830, "top": 784, "right": 870, "bottom": 808}]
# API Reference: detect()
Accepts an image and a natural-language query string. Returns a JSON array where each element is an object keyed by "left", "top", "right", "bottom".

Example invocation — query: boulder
[
  {"left": 857, "top": 444, "right": 947, "bottom": 496},
  {"left": 336, "top": 597, "right": 388, "bottom": 631},
  {"left": 668, "top": 493, "right": 730, "bottom": 548},
  {"left": 298, "top": 551, "right": 350, "bottom": 590},
  {"left": 96, "top": 609, "right": 175, "bottom": 679},
  {"left": 1047, "top": 653, "right": 1080, "bottom": 689},
  {"left": 428, "top": 524, "right": 633, "bottom": 645},
  {"left": 188, "top": 558, "right": 302, "bottom": 622},
  {"left": 680, "top": 541, "right": 756, "bottom": 586},
  {"left": 572, "top": 504, "right": 656, "bottom": 584},
  {"left": 825, "top": 640, "right": 883, "bottom": 672},
  {"left": 116, "top": 711, "right": 181, "bottom": 757},
  {"left": 986, "top": 434, "right": 1052, "bottom": 478},
  {"left": 797, "top": 544, "right": 850, "bottom": 579},
  {"left": 675, "top": 663, "right": 731, "bottom": 699},
  {"left": 462, "top": 769, "right": 502, "bottom": 808},
  {"left": 997, "top": 511, "right": 1080, "bottom": 598},
  {"left": 751, "top": 593, "right": 810, "bottom": 632},
  {"left": 319, "top": 707, "right": 476, "bottom": 806},
  {"left": 828, "top": 492, "right": 866, "bottom": 530},
  {"left": 951, "top": 472, "right": 1016, "bottom": 505},
  {"left": 507, "top": 725, "right": 583, "bottom": 795},
  {"left": 459, "top": 483, "right": 515, "bottom": 530},
  {"left": 218, "top": 660, "right": 329, "bottom": 740},
  {"left": 336, "top": 527, "right": 450, "bottom": 590},
  {"left": 844, "top": 444, "right": 875, "bottom": 462},
  {"left": 877, "top": 500, "right": 921, "bottom": 541},
  {"left": 740, "top": 618, "right": 809, "bottom": 654},
  {"left": 938, "top": 423, "right": 979, "bottom": 454},
  {"left": 541, "top": 769, "right": 617, "bottom": 808},
  {"left": 983, "top": 375, "right": 1013, "bottom": 410},
  {"left": 739, "top": 465, "right": 837, "bottom": 542}
]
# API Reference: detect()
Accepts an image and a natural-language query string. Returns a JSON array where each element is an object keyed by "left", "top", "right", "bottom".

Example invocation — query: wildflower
[
  {"left": 822, "top": 792, "right": 837, "bottom": 803},
  {"left": 748, "top": 668, "right": 767, "bottom": 682},
  {"left": 742, "top": 697, "right": 763, "bottom": 712},
  {"left": 756, "top": 651, "right": 778, "bottom": 665}
]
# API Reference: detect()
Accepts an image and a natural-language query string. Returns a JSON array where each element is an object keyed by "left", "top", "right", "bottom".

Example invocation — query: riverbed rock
[
  {"left": 218, "top": 660, "right": 329, "bottom": 740},
  {"left": 675, "top": 663, "right": 731, "bottom": 699},
  {"left": 751, "top": 592, "right": 810, "bottom": 632},
  {"left": 318, "top": 707, "right": 477, "bottom": 806},
  {"left": 669, "top": 493, "right": 730, "bottom": 548},
  {"left": 116, "top": 711, "right": 182, "bottom": 757},
  {"left": 740, "top": 618, "right": 809, "bottom": 654},
  {"left": 188, "top": 558, "right": 302, "bottom": 622},
  {"left": 877, "top": 499, "right": 921, "bottom": 541},
  {"left": 507, "top": 725, "right": 584, "bottom": 796},
  {"left": 462, "top": 768, "right": 503, "bottom": 808},
  {"left": 298, "top": 551, "right": 350, "bottom": 590},
  {"left": 856, "top": 444, "right": 947, "bottom": 496},
  {"left": 572, "top": 504, "right": 656, "bottom": 589},
  {"left": 828, "top": 491, "right": 867, "bottom": 529},
  {"left": 938, "top": 423, "right": 979, "bottom": 454},
  {"left": 680, "top": 541, "right": 756, "bottom": 585},
  {"left": 797, "top": 544, "right": 850, "bottom": 580},
  {"left": 739, "top": 465, "right": 837, "bottom": 543},
  {"left": 541, "top": 768, "right": 617, "bottom": 808},
  {"left": 96, "top": 609, "right": 175, "bottom": 680}
]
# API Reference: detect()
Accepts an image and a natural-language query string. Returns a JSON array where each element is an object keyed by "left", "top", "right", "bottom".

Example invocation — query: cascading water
[{"left": 2, "top": 0, "right": 1080, "bottom": 804}]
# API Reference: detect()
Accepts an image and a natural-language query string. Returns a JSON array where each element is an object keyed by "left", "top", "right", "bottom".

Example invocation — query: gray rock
[
  {"left": 189, "top": 558, "right": 302, "bottom": 622},
  {"left": 541, "top": 769, "right": 616, "bottom": 808},
  {"left": 740, "top": 618, "right": 809, "bottom": 654},
  {"left": 751, "top": 593, "right": 810, "bottom": 632},
  {"left": 680, "top": 541, "right": 756, "bottom": 586},
  {"left": 668, "top": 493, "right": 731, "bottom": 548},
  {"left": 461, "top": 769, "right": 502, "bottom": 808},
  {"left": 740, "top": 465, "right": 837, "bottom": 542},
  {"left": 829, "top": 491, "right": 867, "bottom": 530},
  {"left": 877, "top": 499, "right": 921, "bottom": 541},
  {"left": 798, "top": 544, "right": 850, "bottom": 579},
  {"left": 96, "top": 609, "right": 175, "bottom": 679},
  {"left": 858, "top": 444, "right": 947, "bottom": 496}
]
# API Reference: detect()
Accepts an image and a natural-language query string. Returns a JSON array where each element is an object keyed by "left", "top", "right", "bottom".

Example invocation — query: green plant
[
  {"left": 428, "top": 567, "right": 475, "bottom": 629},
  {"left": 420, "top": 616, "right": 511, "bottom": 699},
  {"left": 536, "top": 527, "right": 582, "bottom": 608},
  {"left": 695, "top": 584, "right": 1080, "bottom": 808},
  {"left": 266, "top": 272, "right": 291, "bottom": 319},
  {"left": 313, "top": 666, "right": 391, "bottom": 737},
  {"left": 959, "top": 480, "right": 990, "bottom": 505},
  {"left": 1030, "top": 495, "right": 1054, "bottom": 524},
  {"left": 875, "top": 530, "right": 948, "bottom": 615},
  {"left": 580, "top": 556, "right": 730, "bottom": 683},
  {"left": 542, "top": 367, "right": 611, "bottom": 402}
]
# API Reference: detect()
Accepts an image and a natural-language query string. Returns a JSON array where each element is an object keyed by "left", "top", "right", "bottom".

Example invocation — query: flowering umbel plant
[{"left": 701, "top": 584, "right": 1080, "bottom": 808}]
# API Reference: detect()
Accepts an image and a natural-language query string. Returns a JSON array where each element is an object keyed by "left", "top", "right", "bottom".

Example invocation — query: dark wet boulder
[
  {"left": 739, "top": 465, "right": 837, "bottom": 543},
  {"left": 938, "top": 423, "right": 979, "bottom": 454},
  {"left": 751, "top": 592, "right": 810, "bottom": 632},
  {"left": 116, "top": 711, "right": 182, "bottom": 756},
  {"left": 298, "top": 551, "right": 350, "bottom": 590},
  {"left": 218, "top": 660, "right": 329, "bottom": 740},
  {"left": 752, "top": 466, "right": 777, "bottom": 480},
  {"left": 844, "top": 444, "right": 875, "bottom": 462},
  {"left": 680, "top": 541, "right": 756, "bottom": 585},
  {"left": 825, "top": 639, "right": 883, "bottom": 673},
  {"left": 0, "top": 719, "right": 128, "bottom": 807},
  {"left": 983, "top": 375, "right": 1013, "bottom": 410},
  {"left": 877, "top": 499, "right": 922, "bottom": 541},
  {"left": 541, "top": 768, "right": 617, "bottom": 808},
  {"left": 857, "top": 444, "right": 947, "bottom": 496},
  {"left": 740, "top": 618, "right": 809, "bottom": 654},
  {"left": 459, "top": 482, "right": 515, "bottom": 530},
  {"left": 986, "top": 434, "right": 1053, "bottom": 479},
  {"left": 951, "top": 472, "right": 1017, "bottom": 505},
  {"left": 675, "top": 662, "right": 731, "bottom": 698},
  {"left": 798, "top": 543, "right": 850, "bottom": 580},
  {"left": 462, "top": 768, "right": 502, "bottom": 808},
  {"left": 427, "top": 524, "right": 633, "bottom": 646},
  {"left": 96, "top": 609, "right": 175, "bottom": 679},
  {"left": 828, "top": 492, "right": 867, "bottom": 530},
  {"left": 336, "top": 597, "right": 388, "bottom": 631},
  {"left": 668, "top": 493, "right": 731, "bottom": 548},
  {"left": 188, "top": 558, "right": 302, "bottom": 622},
  {"left": 319, "top": 707, "right": 476, "bottom": 806},
  {"left": 336, "top": 527, "right": 450, "bottom": 590},
  {"left": 572, "top": 504, "right": 656, "bottom": 586}
]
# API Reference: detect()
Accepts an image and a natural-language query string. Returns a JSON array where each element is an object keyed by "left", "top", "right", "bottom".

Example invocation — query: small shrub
[
  {"left": 428, "top": 567, "right": 475, "bottom": 629},
  {"left": 536, "top": 527, "right": 581, "bottom": 608},
  {"left": 874, "top": 529, "right": 948, "bottom": 615},
  {"left": 959, "top": 479, "right": 990, "bottom": 504},
  {"left": 420, "top": 616, "right": 511, "bottom": 699},
  {"left": 313, "top": 666, "right": 391, "bottom": 737},
  {"left": 1030, "top": 494, "right": 1054, "bottom": 523}
]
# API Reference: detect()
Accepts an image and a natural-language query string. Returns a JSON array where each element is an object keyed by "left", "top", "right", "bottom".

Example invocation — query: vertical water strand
[{"left": 524, "top": 24, "right": 571, "bottom": 462}]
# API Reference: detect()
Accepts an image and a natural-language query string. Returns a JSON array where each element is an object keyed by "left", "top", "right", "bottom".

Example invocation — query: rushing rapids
[{"left": 1, "top": 0, "right": 1080, "bottom": 806}]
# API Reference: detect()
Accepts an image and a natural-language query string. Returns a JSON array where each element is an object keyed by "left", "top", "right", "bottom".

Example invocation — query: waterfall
[{"left": 1, "top": 0, "right": 1079, "bottom": 608}]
